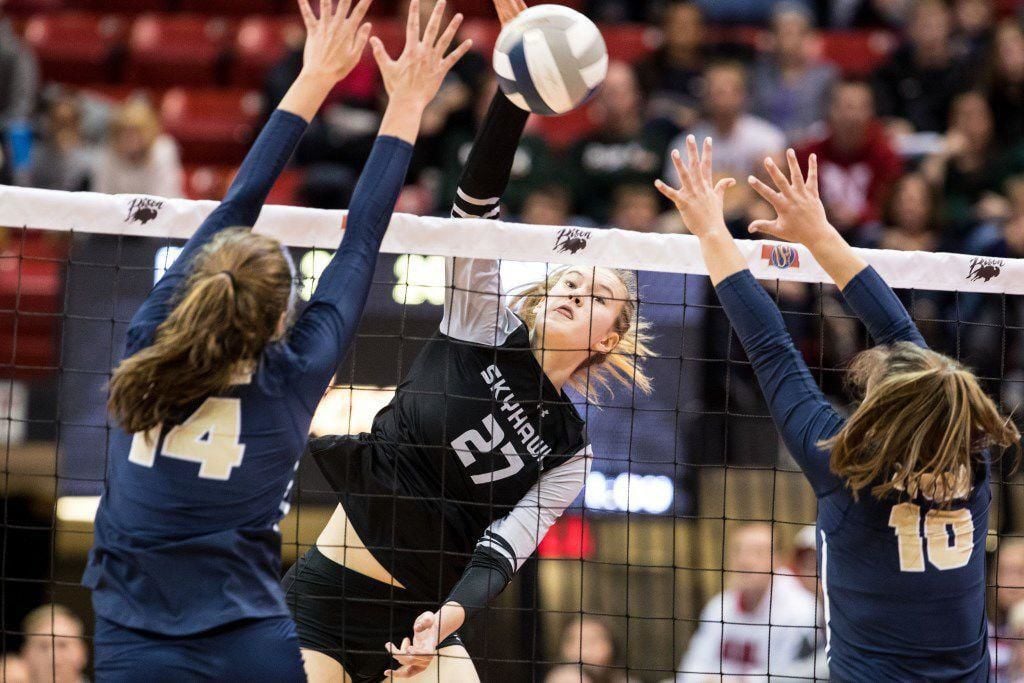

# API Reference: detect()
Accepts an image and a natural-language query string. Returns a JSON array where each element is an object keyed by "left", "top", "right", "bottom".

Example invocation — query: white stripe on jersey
[
  {"left": 820, "top": 529, "right": 832, "bottom": 662},
  {"left": 457, "top": 188, "right": 501, "bottom": 207},
  {"left": 452, "top": 204, "right": 500, "bottom": 220}
]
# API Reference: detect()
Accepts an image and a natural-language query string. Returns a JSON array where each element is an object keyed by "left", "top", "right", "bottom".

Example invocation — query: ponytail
[{"left": 108, "top": 229, "right": 293, "bottom": 434}]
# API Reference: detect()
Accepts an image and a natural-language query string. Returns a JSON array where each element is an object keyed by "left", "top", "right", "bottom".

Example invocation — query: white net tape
[{"left": 1, "top": 184, "right": 1021, "bottom": 294}]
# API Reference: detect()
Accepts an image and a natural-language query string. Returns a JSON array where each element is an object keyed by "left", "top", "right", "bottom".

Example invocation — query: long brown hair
[
  {"left": 824, "top": 342, "right": 1020, "bottom": 503},
  {"left": 108, "top": 229, "right": 293, "bottom": 435},
  {"left": 509, "top": 266, "right": 653, "bottom": 399}
]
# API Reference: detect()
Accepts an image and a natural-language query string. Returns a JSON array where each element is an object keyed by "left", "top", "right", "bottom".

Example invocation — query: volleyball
[{"left": 493, "top": 5, "right": 609, "bottom": 116}]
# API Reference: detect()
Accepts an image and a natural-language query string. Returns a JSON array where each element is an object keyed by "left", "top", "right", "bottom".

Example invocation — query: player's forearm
[
  {"left": 277, "top": 71, "right": 337, "bottom": 123},
  {"left": 697, "top": 231, "right": 748, "bottom": 286},
  {"left": 804, "top": 229, "right": 868, "bottom": 290},
  {"left": 841, "top": 266, "right": 927, "bottom": 349},
  {"left": 378, "top": 97, "right": 428, "bottom": 145},
  {"left": 454, "top": 92, "right": 530, "bottom": 210},
  {"left": 435, "top": 602, "right": 467, "bottom": 643}
]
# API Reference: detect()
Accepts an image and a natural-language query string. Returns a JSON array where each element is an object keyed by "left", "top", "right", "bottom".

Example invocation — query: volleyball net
[{"left": 0, "top": 184, "right": 1022, "bottom": 681}]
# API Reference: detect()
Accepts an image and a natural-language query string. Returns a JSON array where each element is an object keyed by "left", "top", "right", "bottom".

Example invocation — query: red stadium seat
[
  {"left": 601, "top": 24, "right": 659, "bottom": 64},
  {"left": 126, "top": 15, "right": 234, "bottom": 87},
  {"left": 532, "top": 101, "right": 598, "bottom": 150},
  {"left": 3, "top": 0, "right": 64, "bottom": 16},
  {"left": 73, "top": 0, "right": 169, "bottom": 12},
  {"left": 24, "top": 13, "right": 126, "bottom": 84},
  {"left": 459, "top": 18, "right": 500, "bottom": 56},
  {"left": 179, "top": 0, "right": 279, "bottom": 15},
  {"left": 817, "top": 30, "right": 897, "bottom": 77},
  {"left": 265, "top": 168, "right": 305, "bottom": 206},
  {"left": 231, "top": 17, "right": 303, "bottom": 88},
  {"left": 160, "top": 88, "right": 261, "bottom": 164}
]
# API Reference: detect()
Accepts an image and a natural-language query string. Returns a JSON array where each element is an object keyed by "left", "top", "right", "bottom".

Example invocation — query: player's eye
[{"left": 595, "top": 296, "right": 607, "bottom": 305}]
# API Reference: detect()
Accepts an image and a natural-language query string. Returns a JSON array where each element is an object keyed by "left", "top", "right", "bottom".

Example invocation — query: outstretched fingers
[
  {"left": 785, "top": 148, "right": 805, "bottom": 194},
  {"left": 806, "top": 153, "right": 819, "bottom": 198},
  {"left": 406, "top": 0, "right": 421, "bottom": 44},
  {"left": 297, "top": 0, "right": 317, "bottom": 30},
  {"left": 685, "top": 135, "right": 703, "bottom": 187},
  {"left": 348, "top": 0, "right": 375, "bottom": 28},
  {"left": 434, "top": 12, "right": 464, "bottom": 55},
  {"left": 654, "top": 178, "right": 681, "bottom": 204},
  {"left": 369, "top": 35, "right": 394, "bottom": 67},
  {"left": 422, "top": 0, "right": 447, "bottom": 46},
  {"left": 441, "top": 38, "right": 474, "bottom": 72},
  {"left": 748, "top": 175, "right": 784, "bottom": 207},
  {"left": 763, "top": 156, "right": 793, "bottom": 198}
]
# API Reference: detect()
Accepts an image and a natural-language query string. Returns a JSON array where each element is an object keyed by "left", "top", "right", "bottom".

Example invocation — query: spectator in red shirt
[{"left": 796, "top": 79, "right": 903, "bottom": 242}]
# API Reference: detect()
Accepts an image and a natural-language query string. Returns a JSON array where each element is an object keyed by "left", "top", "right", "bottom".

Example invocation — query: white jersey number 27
[
  {"left": 128, "top": 397, "right": 246, "bottom": 481},
  {"left": 451, "top": 414, "right": 525, "bottom": 485},
  {"left": 889, "top": 502, "right": 974, "bottom": 572}
]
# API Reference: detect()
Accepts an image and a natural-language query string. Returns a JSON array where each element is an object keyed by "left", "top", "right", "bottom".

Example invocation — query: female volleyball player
[
  {"left": 657, "top": 136, "right": 1020, "bottom": 680},
  {"left": 82, "top": 1, "right": 472, "bottom": 680},
  {"left": 283, "top": 4, "right": 650, "bottom": 682}
]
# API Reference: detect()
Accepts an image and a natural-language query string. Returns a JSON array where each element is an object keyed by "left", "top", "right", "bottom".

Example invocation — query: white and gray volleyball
[{"left": 493, "top": 5, "right": 608, "bottom": 116}]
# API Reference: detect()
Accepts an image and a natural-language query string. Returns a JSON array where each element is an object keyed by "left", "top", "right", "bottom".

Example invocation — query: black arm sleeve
[
  {"left": 450, "top": 92, "right": 530, "bottom": 218},
  {"left": 445, "top": 546, "right": 514, "bottom": 622}
]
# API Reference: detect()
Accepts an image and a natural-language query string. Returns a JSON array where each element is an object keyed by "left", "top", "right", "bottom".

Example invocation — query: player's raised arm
[
  {"left": 657, "top": 136, "right": 843, "bottom": 496},
  {"left": 287, "top": 0, "right": 473, "bottom": 401},
  {"left": 748, "top": 151, "right": 927, "bottom": 349},
  {"left": 130, "top": 0, "right": 373, "bottom": 333},
  {"left": 442, "top": 0, "right": 530, "bottom": 347}
]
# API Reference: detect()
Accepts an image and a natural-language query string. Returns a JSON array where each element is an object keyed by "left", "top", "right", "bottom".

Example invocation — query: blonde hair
[
  {"left": 108, "top": 229, "right": 293, "bottom": 435},
  {"left": 111, "top": 97, "right": 162, "bottom": 149},
  {"left": 824, "top": 342, "right": 1020, "bottom": 504},
  {"left": 509, "top": 266, "right": 652, "bottom": 399}
]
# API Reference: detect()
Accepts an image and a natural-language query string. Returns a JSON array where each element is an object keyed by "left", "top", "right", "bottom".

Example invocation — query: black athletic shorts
[{"left": 282, "top": 546, "right": 464, "bottom": 683}]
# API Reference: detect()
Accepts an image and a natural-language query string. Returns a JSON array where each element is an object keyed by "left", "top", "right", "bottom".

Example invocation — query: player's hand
[
  {"left": 655, "top": 135, "right": 736, "bottom": 240},
  {"left": 494, "top": 0, "right": 528, "bottom": 25},
  {"left": 384, "top": 610, "right": 439, "bottom": 678},
  {"left": 370, "top": 0, "right": 473, "bottom": 111},
  {"left": 296, "top": 0, "right": 374, "bottom": 85},
  {"left": 747, "top": 149, "right": 837, "bottom": 250}
]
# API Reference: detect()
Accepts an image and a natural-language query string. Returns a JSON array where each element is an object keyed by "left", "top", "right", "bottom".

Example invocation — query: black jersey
[{"left": 313, "top": 253, "right": 590, "bottom": 603}]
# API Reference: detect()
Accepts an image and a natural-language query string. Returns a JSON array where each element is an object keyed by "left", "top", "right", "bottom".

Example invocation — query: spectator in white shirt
[
  {"left": 676, "top": 523, "right": 818, "bottom": 682},
  {"left": 94, "top": 98, "right": 183, "bottom": 198}
]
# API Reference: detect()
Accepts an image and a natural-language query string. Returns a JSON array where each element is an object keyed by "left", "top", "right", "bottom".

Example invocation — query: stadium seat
[
  {"left": 532, "top": 102, "right": 598, "bottom": 150},
  {"left": 24, "top": 13, "right": 126, "bottom": 84},
  {"left": 126, "top": 15, "right": 234, "bottom": 87},
  {"left": 3, "top": 0, "right": 64, "bottom": 16},
  {"left": 231, "top": 16, "right": 303, "bottom": 88},
  {"left": 73, "top": 0, "right": 169, "bottom": 12},
  {"left": 265, "top": 168, "right": 305, "bottom": 206},
  {"left": 458, "top": 18, "right": 500, "bottom": 56},
  {"left": 179, "top": 0, "right": 279, "bottom": 15},
  {"left": 602, "top": 24, "right": 659, "bottom": 64},
  {"left": 160, "top": 88, "right": 261, "bottom": 164},
  {"left": 818, "top": 30, "right": 897, "bottom": 77}
]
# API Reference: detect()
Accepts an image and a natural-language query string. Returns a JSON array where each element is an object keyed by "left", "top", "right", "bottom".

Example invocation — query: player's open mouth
[{"left": 555, "top": 304, "right": 574, "bottom": 320}]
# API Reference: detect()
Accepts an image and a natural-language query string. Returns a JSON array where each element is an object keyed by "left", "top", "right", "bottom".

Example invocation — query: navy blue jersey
[
  {"left": 715, "top": 266, "right": 990, "bottom": 681},
  {"left": 82, "top": 110, "right": 414, "bottom": 636}
]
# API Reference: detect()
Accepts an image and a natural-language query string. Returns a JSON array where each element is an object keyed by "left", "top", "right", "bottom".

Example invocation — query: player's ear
[{"left": 592, "top": 331, "right": 620, "bottom": 355}]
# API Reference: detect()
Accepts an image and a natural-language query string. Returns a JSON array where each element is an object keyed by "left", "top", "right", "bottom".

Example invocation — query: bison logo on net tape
[
  {"left": 554, "top": 228, "right": 590, "bottom": 255},
  {"left": 966, "top": 257, "right": 1002, "bottom": 283},
  {"left": 125, "top": 197, "right": 164, "bottom": 225}
]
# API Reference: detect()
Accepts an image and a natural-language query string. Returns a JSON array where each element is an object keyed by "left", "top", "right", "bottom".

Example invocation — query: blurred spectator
[
  {"left": 779, "top": 526, "right": 830, "bottom": 682},
  {"left": 871, "top": 0, "right": 975, "bottom": 133},
  {"left": 585, "top": 0, "right": 654, "bottom": 22},
  {"left": 635, "top": 2, "right": 708, "bottom": 135},
  {"left": 751, "top": 3, "right": 839, "bottom": 144},
  {"left": 521, "top": 185, "right": 572, "bottom": 226},
  {"left": 93, "top": 98, "right": 183, "bottom": 198},
  {"left": 954, "top": 0, "right": 997, "bottom": 57},
  {"left": 0, "top": 655, "right": 29, "bottom": 683},
  {"left": 0, "top": 2, "right": 39, "bottom": 132},
  {"left": 0, "top": 0, "right": 40, "bottom": 184},
  {"left": 666, "top": 62, "right": 785, "bottom": 223},
  {"left": 676, "top": 523, "right": 818, "bottom": 682},
  {"left": 796, "top": 80, "right": 903, "bottom": 241},
  {"left": 695, "top": 0, "right": 813, "bottom": 25},
  {"left": 921, "top": 91, "right": 1024, "bottom": 239},
  {"left": 545, "top": 615, "right": 636, "bottom": 683},
  {"left": 985, "top": 20, "right": 1024, "bottom": 146},
  {"left": 991, "top": 538, "right": 1024, "bottom": 680},
  {"left": 608, "top": 184, "right": 661, "bottom": 232},
  {"left": 20, "top": 604, "right": 89, "bottom": 683},
  {"left": 567, "top": 62, "right": 671, "bottom": 224},
  {"left": 879, "top": 173, "right": 943, "bottom": 251},
  {"left": 440, "top": 79, "right": 554, "bottom": 215},
  {"left": 28, "top": 92, "right": 95, "bottom": 192},
  {"left": 830, "top": 0, "right": 915, "bottom": 28}
]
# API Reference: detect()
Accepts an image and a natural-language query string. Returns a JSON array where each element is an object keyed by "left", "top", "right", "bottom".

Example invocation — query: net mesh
[{"left": 0, "top": 186, "right": 1022, "bottom": 681}]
